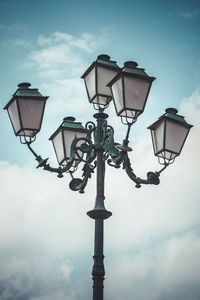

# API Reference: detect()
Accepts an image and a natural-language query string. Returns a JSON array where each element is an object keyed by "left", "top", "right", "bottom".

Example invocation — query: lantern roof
[
  {"left": 4, "top": 82, "right": 48, "bottom": 110},
  {"left": 148, "top": 108, "right": 193, "bottom": 130},
  {"left": 107, "top": 61, "right": 155, "bottom": 87},
  {"left": 122, "top": 61, "right": 150, "bottom": 77},
  {"left": 49, "top": 117, "right": 86, "bottom": 141},
  {"left": 81, "top": 54, "right": 120, "bottom": 79}
]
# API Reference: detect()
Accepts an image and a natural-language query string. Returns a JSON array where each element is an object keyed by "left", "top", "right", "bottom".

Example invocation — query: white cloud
[
  {"left": 180, "top": 87, "right": 200, "bottom": 125},
  {"left": 23, "top": 30, "right": 108, "bottom": 118},
  {"left": 37, "top": 31, "right": 105, "bottom": 53},
  {"left": 107, "top": 231, "right": 200, "bottom": 300},
  {"left": 26, "top": 31, "right": 107, "bottom": 79},
  {"left": 14, "top": 38, "right": 32, "bottom": 48},
  {"left": 180, "top": 9, "right": 200, "bottom": 19}
]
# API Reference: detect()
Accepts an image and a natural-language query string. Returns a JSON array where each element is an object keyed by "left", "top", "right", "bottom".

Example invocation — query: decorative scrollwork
[
  {"left": 107, "top": 158, "right": 121, "bottom": 168},
  {"left": 71, "top": 136, "right": 94, "bottom": 163},
  {"left": 103, "top": 128, "right": 120, "bottom": 158},
  {"left": 102, "top": 119, "right": 108, "bottom": 139},
  {"left": 69, "top": 161, "right": 96, "bottom": 193},
  {"left": 85, "top": 121, "right": 96, "bottom": 139}
]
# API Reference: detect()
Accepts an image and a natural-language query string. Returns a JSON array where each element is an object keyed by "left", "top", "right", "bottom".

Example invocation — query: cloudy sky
[{"left": 1, "top": 0, "right": 200, "bottom": 299}]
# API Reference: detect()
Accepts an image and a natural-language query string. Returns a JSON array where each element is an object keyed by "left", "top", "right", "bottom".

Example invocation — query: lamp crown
[
  {"left": 63, "top": 117, "right": 76, "bottom": 122},
  {"left": 124, "top": 61, "right": 138, "bottom": 68},
  {"left": 165, "top": 108, "right": 178, "bottom": 114},
  {"left": 97, "top": 54, "right": 111, "bottom": 61},
  {"left": 18, "top": 82, "right": 31, "bottom": 89}
]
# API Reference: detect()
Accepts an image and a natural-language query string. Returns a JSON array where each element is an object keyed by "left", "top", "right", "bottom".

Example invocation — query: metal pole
[
  {"left": 87, "top": 113, "right": 112, "bottom": 300},
  {"left": 92, "top": 218, "right": 104, "bottom": 300},
  {"left": 92, "top": 148, "right": 105, "bottom": 300}
]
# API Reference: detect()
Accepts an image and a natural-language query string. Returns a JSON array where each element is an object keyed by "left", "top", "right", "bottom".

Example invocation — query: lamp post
[{"left": 4, "top": 54, "right": 193, "bottom": 300}]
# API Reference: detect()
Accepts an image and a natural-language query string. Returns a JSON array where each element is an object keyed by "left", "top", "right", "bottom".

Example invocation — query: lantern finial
[
  {"left": 165, "top": 108, "right": 178, "bottom": 114},
  {"left": 18, "top": 82, "right": 31, "bottom": 89},
  {"left": 97, "top": 54, "right": 111, "bottom": 61},
  {"left": 124, "top": 61, "right": 138, "bottom": 68},
  {"left": 63, "top": 117, "right": 76, "bottom": 122}
]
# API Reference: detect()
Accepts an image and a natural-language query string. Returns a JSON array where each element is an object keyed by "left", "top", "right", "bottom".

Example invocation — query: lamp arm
[
  {"left": 155, "top": 162, "right": 169, "bottom": 176},
  {"left": 26, "top": 142, "right": 74, "bottom": 177},
  {"left": 123, "top": 153, "right": 160, "bottom": 188}
]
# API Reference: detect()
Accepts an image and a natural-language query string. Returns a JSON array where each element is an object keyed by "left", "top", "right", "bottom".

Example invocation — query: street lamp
[
  {"left": 49, "top": 117, "right": 87, "bottom": 168},
  {"left": 148, "top": 108, "right": 193, "bottom": 164},
  {"left": 107, "top": 61, "right": 155, "bottom": 122},
  {"left": 4, "top": 82, "right": 48, "bottom": 139},
  {"left": 81, "top": 54, "right": 120, "bottom": 107},
  {"left": 4, "top": 55, "right": 193, "bottom": 300}
]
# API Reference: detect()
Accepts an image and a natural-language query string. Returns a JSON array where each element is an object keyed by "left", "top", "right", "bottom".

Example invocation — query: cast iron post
[{"left": 87, "top": 112, "right": 112, "bottom": 300}]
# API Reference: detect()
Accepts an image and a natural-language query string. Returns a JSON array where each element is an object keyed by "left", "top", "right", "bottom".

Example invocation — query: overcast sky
[{"left": 1, "top": 0, "right": 200, "bottom": 299}]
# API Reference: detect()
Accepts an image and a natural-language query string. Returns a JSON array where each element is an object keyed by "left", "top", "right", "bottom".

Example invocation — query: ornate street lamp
[
  {"left": 107, "top": 61, "right": 155, "bottom": 122},
  {"left": 81, "top": 54, "right": 120, "bottom": 107},
  {"left": 148, "top": 108, "right": 193, "bottom": 164},
  {"left": 4, "top": 82, "right": 48, "bottom": 140},
  {"left": 4, "top": 55, "right": 193, "bottom": 300},
  {"left": 49, "top": 117, "right": 86, "bottom": 167}
]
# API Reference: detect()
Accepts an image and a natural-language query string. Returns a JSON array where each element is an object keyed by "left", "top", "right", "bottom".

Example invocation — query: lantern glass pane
[
  {"left": 91, "top": 95, "right": 111, "bottom": 106},
  {"left": 18, "top": 98, "right": 45, "bottom": 131},
  {"left": 165, "top": 120, "right": 189, "bottom": 154},
  {"left": 7, "top": 100, "right": 21, "bottom": 134},
  {"left": 119, "top": 109, "right": 141, "bottom": 118},
  {"left": 52, "top": 131, "right": 64, "bottom": 165},
  {"left": 85, "top": 66, "right": 96, "bottom": 101},
  {"left": 111, "top": 77, "right": 123, "bottom": 115},
  {"left": 152, "top": 121, "right": 165, "bottom": 154},
  {"left": 99, "top": 96, "right": 110, "bottom": 105},
  {"left": 97, "top": 66, "right": 117, "bottom": 96},
  {"left": 124, "top": 77, "right": 150, "bottom": 112}
]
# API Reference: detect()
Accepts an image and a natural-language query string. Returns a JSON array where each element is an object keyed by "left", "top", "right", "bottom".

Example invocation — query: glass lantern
[
  {"left": 49, "top": 117, "right": 86, "bottom": 166},
  {"left": 148, "top": 108, "right": 193, "bottom": 163},
  {"left": 107, "top": 61, "right": 155, "bottom": 120},
  {"left": 81, "top": 54, "right": 120, "bottom": 107},
  {"left": 4, "top": 82, "right": 48, "bottom": 137}
]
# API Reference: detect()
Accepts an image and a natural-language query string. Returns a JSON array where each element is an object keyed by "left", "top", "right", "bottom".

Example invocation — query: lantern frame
[
  {"left": 148, "top": 108, "right": 193, "bottom": 163},
  {"left": 81, "top": 54, "right": 120, "bottom": 107},
  {"left": 3, "top": 82, "right": 48, "bottom": 137},
  {"left": 107, "top": 61, "right": 155, "bottom": 120}
]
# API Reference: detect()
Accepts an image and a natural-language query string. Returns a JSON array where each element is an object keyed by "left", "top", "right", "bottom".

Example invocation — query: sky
[{"left": 0, "top": 0, "right": 200, "bottom": 299}]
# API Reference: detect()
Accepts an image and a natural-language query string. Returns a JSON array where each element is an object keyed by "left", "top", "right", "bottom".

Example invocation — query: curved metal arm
[
  {"left": 122, "top": 153, "right": 169, "bottom": 188},
  {"left": 26, "top": 142, "right": 74, "bottom": 177},
  {"left": 25, "top": 129, "right": 97, "bottom": 187}
]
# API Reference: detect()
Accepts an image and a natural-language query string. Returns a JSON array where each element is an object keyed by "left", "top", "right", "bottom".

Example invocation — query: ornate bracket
[
  {"left": 122, "top": 153, "right": 169, "bottom": 188},
  {"left": 24, "top": 110, "right": 170, "bottom": 192}
]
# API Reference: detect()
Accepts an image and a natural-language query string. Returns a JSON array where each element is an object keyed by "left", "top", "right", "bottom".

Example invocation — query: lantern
[
  {"left": 4, "top": 82, "right": 48, "bottom": 137},
  {"left": 107, "top": 61, "right": 155, "bottom": 120},
  {"left": 148, "top": 108, "right": 193, "bottom": 163},
  {"left": 81, "top": 54, "right": 120, "bottom": 106},
  {"left": 49, "top": 117, "right": 86, "bottom": 166}
]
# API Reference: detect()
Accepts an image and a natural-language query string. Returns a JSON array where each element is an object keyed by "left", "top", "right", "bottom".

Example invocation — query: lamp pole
[
  {"left": 87, "top": 112, "right": 112, "bottom": 300},
  {"left": 3, "top": 55, "right": 193, "bottom": 300}
]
